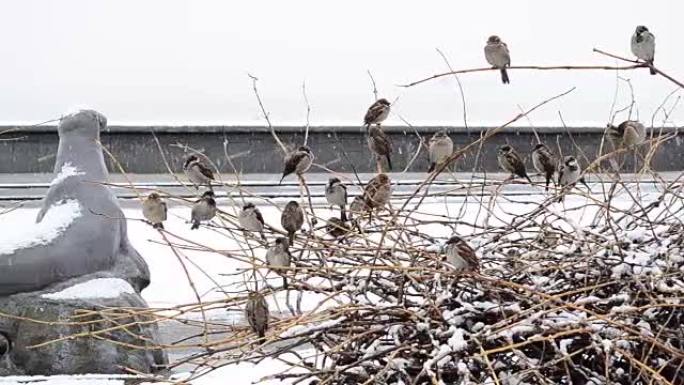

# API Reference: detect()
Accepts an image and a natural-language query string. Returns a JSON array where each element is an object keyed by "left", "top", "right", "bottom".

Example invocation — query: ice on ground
[
  {"left": 41, "top": 278, "right": 135, "bottom": 300},
  {"left": 0, "top": 199, "right": 81, "bottom": 256}
]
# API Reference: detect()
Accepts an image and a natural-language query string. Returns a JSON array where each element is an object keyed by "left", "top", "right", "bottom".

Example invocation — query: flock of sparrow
[{"left": 141, "top": 25, "right": 655, "bottom": 339}]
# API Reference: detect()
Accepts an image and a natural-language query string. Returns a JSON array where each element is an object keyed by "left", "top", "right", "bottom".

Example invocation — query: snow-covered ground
[{"left": 0, "top": 181, "right": 678, "bottom": 384}]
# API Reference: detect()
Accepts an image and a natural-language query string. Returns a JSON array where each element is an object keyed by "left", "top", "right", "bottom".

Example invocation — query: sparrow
[
  {"left": 326, "top": 217, "right": 350, "bottom": 238},
  {"left": 364, "top": 98, "right": 391, "bottom": 127},
  {"left": 484, "top": 35, "right": 511, "bottom": 84},
  {"left": 367, "top": 125, "right": 393, "bottom": 171},
  {"left": 183, "top": 154, "right": 215, "bottom": 190},
  {"left": 558, "top": 155, "right": 590, "bottom": 201},
  {"left": 531, "top": 143, "right": 557, "bottom": 191},
  {"left": 279, "top": 145, "right": 314, "bottom": 184},
  {"left": 325, "top": 177, "right": 348, "bottom": 221},
  {"left": 631, "top": 25, "right": 656, "bottom": 75},
  {"left": 190, "top": 190, "right": 217, "bottom": 230},
  {"left": 607, "top": 121, "right": 646, "bottom": 148},
  {"left": 265, "top": 236, "right": 292, "bottom": 289},
  {"left": 142, "top": 192, "right": 167, "bottom": 229},
  {"left": 363, "top": 173, "right": 391, "bottom": 210},
  {"left": 444, "top": 236, "right": 479, "bottom": 272},
  {"left": 281, "top": 200, "right": 304, "bottom": 244},
  {"left": 245, "top": 291, "right": 269, "bottom": 339},
  {"left": 497, "top": 145, "right": 531, "bottom": 182},
  {"left": 239, "top": 202, "right": 266, "bottom": 240},
  {"left": 427, "top": 130, "right": 454, "bottom": 172}
]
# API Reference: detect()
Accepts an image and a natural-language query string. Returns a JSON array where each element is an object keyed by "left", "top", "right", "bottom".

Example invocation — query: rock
[{"left": 0, "top": 273, "right": 166, "bottom": 374}]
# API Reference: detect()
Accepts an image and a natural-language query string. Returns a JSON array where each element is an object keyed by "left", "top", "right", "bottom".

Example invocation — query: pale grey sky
[{"left": 0, "top": 0, "right": 682, "bottom": 126}]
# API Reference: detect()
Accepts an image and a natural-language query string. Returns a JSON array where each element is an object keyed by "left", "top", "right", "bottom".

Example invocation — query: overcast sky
[{"left": 0, "top": 1, "right": 682, "bottom": 126}]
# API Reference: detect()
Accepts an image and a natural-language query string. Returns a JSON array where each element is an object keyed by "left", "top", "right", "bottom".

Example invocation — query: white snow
[
  {"left": 0, "top": 199, "right": 81, "bottom": 256},
  {"left": 50, "top": 162, "right": 84, "bottom": 186},
  {"left": 42, "top": 278, "right": 135, "bottom": 300}
]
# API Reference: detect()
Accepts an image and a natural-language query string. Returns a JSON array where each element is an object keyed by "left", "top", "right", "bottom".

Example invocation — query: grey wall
[{"left": 0, "top": 126, "right": 681, "bottom": 174}]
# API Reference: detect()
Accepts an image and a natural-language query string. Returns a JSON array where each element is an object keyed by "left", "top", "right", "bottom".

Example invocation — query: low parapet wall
[{"left": 1, "top": 126, "right": 681, "bottom": 173}]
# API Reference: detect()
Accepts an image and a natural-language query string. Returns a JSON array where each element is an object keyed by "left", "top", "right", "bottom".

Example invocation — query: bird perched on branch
[
  {"left": 245, "top": 291, "right": 269, "bottom": 339},
  {"left": 190, "top": 191, "right": 216, "bottom": 230},
  {"left": 265, "top": 237, "right": 292, "bottom": 289},
  {"left": 183, "top": 154, "right": 215, "bottom": 190},
  {"left": 281, "top": 201, "right": 304, "bottom": 244},
  {"left": 325, "top": 177, "right": 348, "bottom": 221},
  {"left": 558, "top": 155, "right": 590, "bottom": 202},
  {"left": 367, "top": 125, "right": 393, "bottom": 172},
  {"left": 484, "top": 35, "right": 511, "bottom": 84},
  {"left": 532, "top": 143, "right": 557, "bottom": 191},
  {"left": 363, "top": 173, "right": 392, "bottom": 210},
  {"left": 142, "top": 192, "right": 167, "bottom": 229},
  {"left": 428, "top": 130, "right": 454, "bottom": 172},
  {"left": 606, "top": 120, "right": 646, "bottom": 148},
  {"left": 239, "top": 202, "right": 266, "bottom": 240},
  {"left": 631, "top": 25, "right": 656, "bottom": 75},
  {"left": 445, "top": 236, "right": 479, "bottom": 272},
  {"left": 364, "top": 98, "right": 391, "bottom": 127},
  {"left": 497, "top": 145, "right": 531, "bottom": 182},
  {"left": 279, "top": 146, "right": 314, "bottom": 184}
]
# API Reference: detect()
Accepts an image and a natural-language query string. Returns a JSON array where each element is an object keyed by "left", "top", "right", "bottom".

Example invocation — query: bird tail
[
  {"left": 648, "top": 62, "right": 656, "bottom": 75},
  {"left": 258, "top": 330, "right": 265, "bottom": 338},
  {"left": 340, "top": 206, "right": 347, "bottom": 222},
  {"left": 545, "top": 176, "right": 550, "bottom": 192},
  {"left": 288, "top": 231, "right": 295, "bottom": 245},
  {"left": 386, "top": 154, "right": 393, "bottom": 171},
  {"left": 191, "top": 221, "right": 199, "bottom": 230},
  {"left": 524, "top": 173, "right": 532, "bottom": 183},
  {"left": 428, "top": 162, "right": 436, "bottom": 173},
  {"left": 282, "top": 276, "right": 289, "bottom": 290},
  {"left": 278, "top": 175, "right": 285, "bottom": 185},
  {"left": 580, "top": 178, "right": 592, "bottom": 192},
  {"left": 153, "top": 222, "right": 164, "bottom": 230},
  {"left": 501, "top": 68, "right": 510, "bottom": 84}
]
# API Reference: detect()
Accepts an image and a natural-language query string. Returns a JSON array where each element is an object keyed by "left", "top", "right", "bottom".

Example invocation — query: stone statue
[{"left": 0, "top": 110, "right": 166, "bottom": 374}]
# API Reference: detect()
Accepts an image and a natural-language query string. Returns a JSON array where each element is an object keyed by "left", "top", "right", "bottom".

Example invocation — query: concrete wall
[{"left": 0, "top": 125, "right": 681, "bottom": 174}]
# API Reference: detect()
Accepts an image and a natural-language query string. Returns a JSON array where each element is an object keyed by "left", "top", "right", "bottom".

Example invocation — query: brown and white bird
[
  {"left": 265, "top": 237, "right": 292, "bottom": 289},
  {"left": 239, "top": 202, "right": 265, "bottom": 239},
  {"left": 281, "top": 200, "right": 304, "bottom": 244},
  {"left": 558, "top": 155, "right": 590, "bottom": 201},
  {"left": 326, "top": 217, "right": 350, "bottom": 238},
  {"left": 363, "top": 173, "right": 392, "bottom": 210},
  {"left": 631, "top": 25, "right": 656, "bottom": 75},
  {"left": 428, "top": 130, "right": 454, "bottom": 172},
  {"left": 183, "top": 154, "right": 215, "bottom": 190},
  {"left": 531, "top": 143, "right": 557, "bottom": 191},
  {"left": 484, "top": 35, "right": 511, "bottom": 84},
  {"left": 325, "top": 177, "right": 348, "bottom": 221},
  {"left": 142, "top": 192, "right": 167, "bottom": 229},
  {"left": 367, "top": 125, "right": 393, "bottom": 171},
  {"left": 444, "top": 236, "right": 479, "bottom": 272},
  {"left": 245, "top": 292, "right": 269, "bottom": 339},
  {"left": 279, "top": 146, "right": 314, "bottom": 184},
  {"left": 364, "top": 98, "right": 391, "bottom": 127},
  {"left": 607, "top": 121, "right": 646, "bottom": 148},
  {"left": 497, "top": 145, "right": 531, "bottom": 182},
  {"left": 190, "top": 191, "right": 217, "bottom": 230}
]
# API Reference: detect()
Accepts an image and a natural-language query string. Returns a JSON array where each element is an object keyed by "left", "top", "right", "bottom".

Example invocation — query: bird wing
[
  {"left": 364, "top": 102, "right": 385, "bottom": 125},
  {"left": 255, "top": 208, "right": 265, "bottom": 226},
  {"left": 539, "top": 151, "right": 556, "bottom": 174},
  {"left": 369, "top": 128, "right": 392, "bottom": 154},
  {"left": 506, "top": 152, "right": 526, "bottom": 176},
  {"left": 197, "top": 162, "right": 215, "bottom": 180},
  {"left": 283, "top": 152, "right": 306, "bottom": 176}
]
